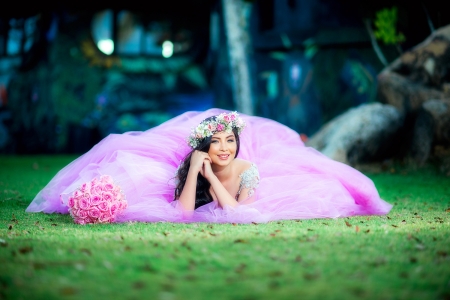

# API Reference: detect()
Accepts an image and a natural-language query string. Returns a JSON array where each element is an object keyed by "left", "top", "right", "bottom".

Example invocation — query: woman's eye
[
  {"left": 211, "top": 140, "right": 218, "bottom": 143},
  {"left": 228, "top": 139, "right": 235, "bottom": 143}
]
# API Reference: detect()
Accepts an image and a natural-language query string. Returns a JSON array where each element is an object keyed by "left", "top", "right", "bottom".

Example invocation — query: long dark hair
[{"left": 174, "top": 117, "right": 241, "bottom": 209}]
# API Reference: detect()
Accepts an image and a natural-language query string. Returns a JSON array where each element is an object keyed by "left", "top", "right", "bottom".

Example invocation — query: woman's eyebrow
[{"left": 212, "top": 135, "right": 235, "bottom": 139}]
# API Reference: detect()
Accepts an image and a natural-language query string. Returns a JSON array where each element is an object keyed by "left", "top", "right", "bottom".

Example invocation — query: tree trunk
[{"left": 222, "top": 0, "right": 254, "bottom": 115}]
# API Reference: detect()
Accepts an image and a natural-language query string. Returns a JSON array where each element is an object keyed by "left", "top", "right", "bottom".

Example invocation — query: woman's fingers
[{"left": 191, "top": 151, "right": 214, "bottom": 175}]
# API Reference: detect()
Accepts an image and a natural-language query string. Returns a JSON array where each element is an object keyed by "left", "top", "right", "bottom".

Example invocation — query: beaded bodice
[{"left": 236, "top": 163, "right": 260, "bottom": 200}]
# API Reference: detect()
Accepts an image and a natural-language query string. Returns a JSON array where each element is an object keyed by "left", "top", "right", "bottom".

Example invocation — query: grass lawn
[{"left": 0, "top": 155, "right": 449, "bottom": 300}]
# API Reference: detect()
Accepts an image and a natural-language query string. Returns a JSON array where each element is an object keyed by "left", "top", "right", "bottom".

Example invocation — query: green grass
[{"left": 1, "top": 155, "right": 449, "bottom": 300}]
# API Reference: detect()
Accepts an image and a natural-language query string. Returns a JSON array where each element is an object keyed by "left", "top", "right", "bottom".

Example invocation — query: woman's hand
[
  {"left": 199, "top": 159, "right": 215, "bottom": 180},
  {"left": 190, "top": 150, "right": 212, "bottom": 175}
]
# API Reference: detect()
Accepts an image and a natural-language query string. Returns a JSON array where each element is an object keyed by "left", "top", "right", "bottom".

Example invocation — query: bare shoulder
[{"left": 233, "top": 158, "right": 255, "bottom": 174}]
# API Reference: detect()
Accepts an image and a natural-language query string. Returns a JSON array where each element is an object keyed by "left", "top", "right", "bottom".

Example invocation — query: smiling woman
[
  {"left": 175, "top": 112, "right": 254, "bottom": 211},
  {"left": 25, "top": 108, "right": 392, "bottom": 224}
]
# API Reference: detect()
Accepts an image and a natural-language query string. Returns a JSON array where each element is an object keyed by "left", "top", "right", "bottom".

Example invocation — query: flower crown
[{"left": 187, "top": 111, "right": 246, "bottom": 148}]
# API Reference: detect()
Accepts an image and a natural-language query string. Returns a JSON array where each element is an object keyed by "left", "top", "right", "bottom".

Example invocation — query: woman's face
[{"left": 208, "top": 131, "right": 237, "bottom": 166}]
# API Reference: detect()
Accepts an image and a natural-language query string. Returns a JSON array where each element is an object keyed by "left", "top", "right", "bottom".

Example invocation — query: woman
[
  {"left": 26, "top": 108, "right": 392, "bottom": 224},
  {"left": 175, "top": 113, "right": 259, "bottom": 212}
]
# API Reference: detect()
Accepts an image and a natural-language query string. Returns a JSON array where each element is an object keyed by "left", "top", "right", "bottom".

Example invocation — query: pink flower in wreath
[
  {"left": 207, "top": 123, "right": 217, "bottom": 132},
  {"left": 223, "top": 115, "right": 231, "bottom": 123},
  {"left": 216, "top": 123, "right": 225, "bottom": 131},
  {"left": 230, "top": 114, "right": 236, "bottom": 121}
]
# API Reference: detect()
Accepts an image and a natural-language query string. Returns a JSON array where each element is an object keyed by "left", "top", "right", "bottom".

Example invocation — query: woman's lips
[{"left": 218, "top": 154, "right": 229, "bottom": 160}]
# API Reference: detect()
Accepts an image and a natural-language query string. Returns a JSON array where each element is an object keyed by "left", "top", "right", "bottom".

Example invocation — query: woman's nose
[{"left": 219, "top": 141, "right": 228, "bottom": 150}]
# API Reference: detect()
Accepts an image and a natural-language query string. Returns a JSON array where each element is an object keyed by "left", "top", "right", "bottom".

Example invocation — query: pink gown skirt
[{"left": 26, "top": 108, "right": 393, "bottom": 223}]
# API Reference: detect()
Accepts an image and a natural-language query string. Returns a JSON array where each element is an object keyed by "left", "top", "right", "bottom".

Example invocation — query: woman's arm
[
  {"left": 177, "top": 151, "right": 210, "bottom": 211},
  {"left": 202, "top": 160, "right": 239, "bottom": 208},
  {"left": 236, "top": 163, "right": 260, "bottom": 204}
]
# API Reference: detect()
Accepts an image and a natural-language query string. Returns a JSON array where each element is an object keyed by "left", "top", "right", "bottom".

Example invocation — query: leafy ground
[{"left": 0, "top": 155, "right": 449, "bottom": 300}]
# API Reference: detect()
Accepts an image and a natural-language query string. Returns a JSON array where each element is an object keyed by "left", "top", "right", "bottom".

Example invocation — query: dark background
[{"left": 0, "top": 0, "right": 448, "bottom": 154}]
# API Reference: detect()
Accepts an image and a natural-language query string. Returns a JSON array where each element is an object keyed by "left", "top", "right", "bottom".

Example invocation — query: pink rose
[
  {"left": 104, "top": 183, "right": 114, "bottom": 191},
  {"left": 99, "top": 212, "right": 112, "bottom": 223},
  {"left": 110, "top": 203, "right": 119, "bottom": 216},
  {"left": 74, "top": 217, "right": 86, "bottom": 225},
  {"left": 90, "top": 185, "right": 96, "bottom": 195},
  {"left": 91, "top": 195, "right": 102, "bottom": 205},
  {"left": 102, "top": 191, "right": 114, "bottom": 203},
  {"left": 73, "top": 197, "right": 80, "bottom": 209},
  {"left": 88, "top": 207, "right": 101, "bottom": 219},
  {"left": 79, "top": 197, "right": 91, "bottom": 210},
  {"left": 223, "top": 115, "right": 231, "bottom": 123},
  {"left": 208, "top": 123, "right": 217, "bottom": 132},
  {"left": 74, "top": 190, "right": 82, "bottom": 198},
  {"left": 70, "top": 208, "right": 78, "bottom": 218},
  {"left": 80, "top": 182, "right": 91, "bottom": 192},
  {"left": 216, "top": 123, "right": 224, "bottom": 131},
  {"left": 97, "top": 201, "right": 110, "bottom": 212},
  {"left": 118, "top": 201, "right": 127, "bottom": 213},
  {"left": 94, "top": 183, "right": 104, "bottom": 195},
  {"left": 84, "top": 192, "right": 92, "bottom": 200},
  {"left": 230, "top": 114, "right": 236, "bottom": 121},
  {"left": 100, "top": 175, "right": 113, "bottom": 184},
  {"left": 77, "top": 209, "right": 89, "bottom": 219},
  {"left": 68, "top": 197, "right": 75, "bottom": 208}
]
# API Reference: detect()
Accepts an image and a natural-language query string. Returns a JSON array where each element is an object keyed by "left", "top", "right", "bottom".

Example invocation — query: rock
[
  {"left": 306, "top": 102, "right": 403, "bottom": 165},
  {"left": 377, "top": 25, "right": 450, "bottom": 116},
  {"left": 377, "top": 72, "right": 447, "bottom": 116},
  {"left": 409, "top": 99, "right": 450, "bottom": 164}
]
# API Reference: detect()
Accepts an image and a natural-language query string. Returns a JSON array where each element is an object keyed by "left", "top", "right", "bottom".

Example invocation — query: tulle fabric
[{"left": 26, "top": 108, "right": 393, "bottom": 223}]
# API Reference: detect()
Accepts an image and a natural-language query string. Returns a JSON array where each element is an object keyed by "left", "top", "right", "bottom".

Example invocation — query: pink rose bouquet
[{"left": 65, "top": 175, "right": 127, "bottom": 225}]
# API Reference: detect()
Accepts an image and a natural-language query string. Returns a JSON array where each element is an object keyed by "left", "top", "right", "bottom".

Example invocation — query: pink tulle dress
[{"left": 26, "top": 108, "right": 393, "bottom": 223}]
